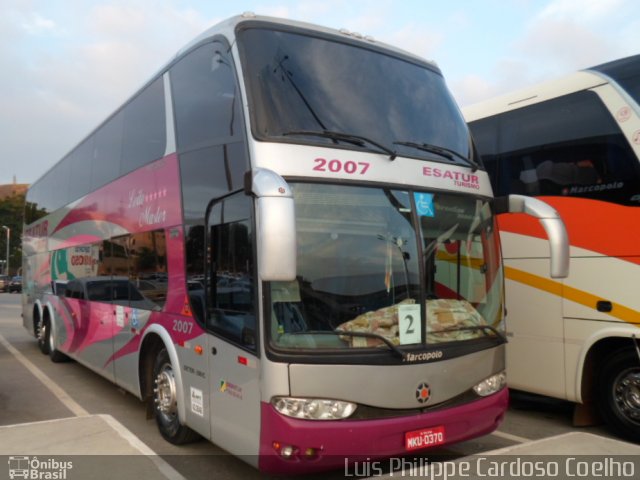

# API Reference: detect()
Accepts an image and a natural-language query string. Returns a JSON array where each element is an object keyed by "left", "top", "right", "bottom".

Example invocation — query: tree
[{"left": 0, "top": 192, "right": 26, "bottom": 276}]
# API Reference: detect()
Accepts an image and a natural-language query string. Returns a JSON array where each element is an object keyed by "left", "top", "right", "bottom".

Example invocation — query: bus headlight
[
  {"left": 272, "top": 397, "right": 357, "bottom": 420},
  {"left": 473, "top": 371, "right": 507, "bottom": 397}
]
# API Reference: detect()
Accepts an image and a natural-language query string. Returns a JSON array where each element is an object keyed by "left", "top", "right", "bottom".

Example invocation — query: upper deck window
[
  {"left": 470, "top": 90, "right": 640, "bottom": 206},
  {"left": 237, "top": 26, "right": 478, "bottom": 169}
]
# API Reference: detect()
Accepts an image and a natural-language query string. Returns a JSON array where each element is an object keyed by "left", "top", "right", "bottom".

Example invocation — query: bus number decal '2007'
[{"left": 313, "top": 158, "right": 370, "bottom": 175}]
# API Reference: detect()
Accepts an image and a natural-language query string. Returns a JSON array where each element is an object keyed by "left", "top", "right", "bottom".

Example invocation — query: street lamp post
[{"left": 1, "top": 226, "right": 9, "bottom": 276}]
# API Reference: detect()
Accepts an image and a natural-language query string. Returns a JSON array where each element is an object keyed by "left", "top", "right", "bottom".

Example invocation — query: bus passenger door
[{"left": 206, "top": 194, "right": 261, "bottom": 458}]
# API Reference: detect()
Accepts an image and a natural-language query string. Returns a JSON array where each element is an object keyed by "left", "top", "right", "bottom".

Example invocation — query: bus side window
[
  {"left": 172, "top": 40, "right": 249, "bottom": 226},
  {"left": 99, "top": 231, "right": 168, "bottom": 311},
  {"left": 66, "top": 138, "right": 93, "bottom": 204},
  {"left": 91, "top": 111, "right": 124, "bottom": 191},
  {"left": 120, "top": 77, "right": 166, "bottom": 176},
  {"left": 171, "top": 41, "right": 243, "bottom": 152},
  {"left": 207, "top": 193, "right": 257, "bottom": 351},
  {"left": 478, "top": 90, "right": 640, "bottom": 205},
  {"left": 174, "top": 41, "right": 250, "bottom": 310},
  {"left": 65, "top": 280, "right": 82, "bottom": 300},
  {"left": 86, "top": 281, "right": 111, "bottom": 302},
  {"left": 128, "top": 230, "right": 168, "bottom": 310}
]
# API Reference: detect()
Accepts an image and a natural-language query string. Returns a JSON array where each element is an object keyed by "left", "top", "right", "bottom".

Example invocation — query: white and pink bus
[{"left": 22, "top": 14, "right": 567, "bottom": 473}]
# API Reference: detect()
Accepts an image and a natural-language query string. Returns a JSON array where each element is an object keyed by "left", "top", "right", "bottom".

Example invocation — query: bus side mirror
[
  {"left": 248, "top": 168, "right": 297, "bottom": 281},
  {"left": 496, "top": 195, "right": 570, "bottom": 279}
]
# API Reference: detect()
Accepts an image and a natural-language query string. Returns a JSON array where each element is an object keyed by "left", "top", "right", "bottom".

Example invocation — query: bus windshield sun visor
[
  {"left": 283, "top": 130, "right": 397, "bottom": 160},
  {"left": 286, "top": 330, "right": 406, "bottom": 360},
  {"left": 437, "top": 325, "right": 507, "bottom": 344}
]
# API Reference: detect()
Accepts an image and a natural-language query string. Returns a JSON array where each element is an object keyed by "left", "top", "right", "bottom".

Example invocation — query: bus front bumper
[{"left": 258, "top": 387, "right": 508, "bottom": 474}]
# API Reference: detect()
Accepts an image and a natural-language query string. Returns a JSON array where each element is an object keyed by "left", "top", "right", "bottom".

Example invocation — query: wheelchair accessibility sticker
[{"left": 414, "top": 193, "right": 435, "bottom": 217}]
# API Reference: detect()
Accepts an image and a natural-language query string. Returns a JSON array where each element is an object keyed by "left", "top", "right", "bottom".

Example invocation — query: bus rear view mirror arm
[
  {"left": 248, "top": 168, "right": 297, "bottom": 282},
  {"left": 495, "top": 194, "right": 570, "bottom": 279}
]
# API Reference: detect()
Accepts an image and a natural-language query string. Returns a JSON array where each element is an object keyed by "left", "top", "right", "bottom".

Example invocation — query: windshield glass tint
[
  {"left": 238, "top": 27, "right": 472, "bottom": 166},
  {"left": 269, "top": 184, "right": 504, "bottom": 352}
]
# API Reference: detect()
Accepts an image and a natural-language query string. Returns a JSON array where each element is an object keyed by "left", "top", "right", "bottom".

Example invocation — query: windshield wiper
[
  {"left": 283, "top": 130, "right": 397, "bottom": 160},
  {"left": 288, "top": 330, "right": 406, "bottom": 359},
  {"left": 438, "top": 325, "right": 507, "bottom": 343},
  {"left": 393, "top": 141, "right": 479, "bottom": 172}
]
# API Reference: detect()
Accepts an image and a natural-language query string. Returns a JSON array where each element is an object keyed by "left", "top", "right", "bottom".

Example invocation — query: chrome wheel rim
[
  {"left": 154, "top": 363, "right": 178, "bottom": 421},
  {"left": 37, "top": 321, "right": 46, "bottom": 345},
  {"left": 614, "top": 370, "right": 640, "bottom": 423},
  {"left": 47, "top": 322, "right": 55, "bottom": 352}
]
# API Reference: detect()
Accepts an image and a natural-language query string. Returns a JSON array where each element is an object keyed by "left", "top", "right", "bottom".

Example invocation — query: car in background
[
  {"left": 8, "top": 276, "right": 22, "bottom": 293},
  {"left": 62, "top": 276, "right": 159, "bottom": 311},
  {"left": 0, "top": 275, "right": 9, "bottom": 292},
  {"left": 134, "top": 279, "right": 167, "bottom": 305}
]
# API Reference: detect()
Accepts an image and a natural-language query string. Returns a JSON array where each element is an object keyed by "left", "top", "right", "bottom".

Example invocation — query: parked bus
[
  {"left": 464, "top": 55, "right": 640, "bottom": 442},
  {"left": 22, "top": 14, "right": 567, "bottom": 472}
]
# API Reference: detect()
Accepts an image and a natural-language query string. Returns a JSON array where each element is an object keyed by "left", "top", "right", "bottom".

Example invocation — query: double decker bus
[
  {"left": 464, "top": 55, "right": 640, "bottom": 442},
  {"left": 22, "top": 14, "right": 567, "bottom": 472}
]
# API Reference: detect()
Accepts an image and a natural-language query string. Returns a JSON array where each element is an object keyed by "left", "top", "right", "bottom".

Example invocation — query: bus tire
[
  {"left": 46, "top": 314, "right": 68, "bottom": 363},
  {"left": 37, "top": 315, "right": 50, "bottom": 355},
  {"left": 596, "top": 348, "right": 640, "bottom": 442},
  {"left": 152, "top": 348, "right": 199, "bottom": 445}
]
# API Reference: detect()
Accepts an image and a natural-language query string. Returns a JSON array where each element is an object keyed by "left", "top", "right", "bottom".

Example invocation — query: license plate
[{"left": 405, "top": 425, "right": 446, "bottom": 451}]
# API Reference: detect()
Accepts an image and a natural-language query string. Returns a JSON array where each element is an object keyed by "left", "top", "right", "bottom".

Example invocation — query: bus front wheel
[
  {"left": 152, "top": 348, "right": 199, "bottom": 445},
  {"left": 596, "top": 348, "right": 640, "bottom": 443}
]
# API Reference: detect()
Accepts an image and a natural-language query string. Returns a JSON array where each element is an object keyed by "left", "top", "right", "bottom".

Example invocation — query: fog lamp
[{"left": 281, "top": 445, "right": 295, "bottom": 458}]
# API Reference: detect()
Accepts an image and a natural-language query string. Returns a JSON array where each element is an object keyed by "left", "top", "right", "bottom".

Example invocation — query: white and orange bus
[
  {"left": 22, "top": 14, "right": 567, "bottom": 472},
  {"left": 464, "top": 54, "right": 640, "bottom": 442}
]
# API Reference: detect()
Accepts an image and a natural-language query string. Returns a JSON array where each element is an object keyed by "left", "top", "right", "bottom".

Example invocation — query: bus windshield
[
  {"left": 238, "top": 26, "right": 475, "bottom": 168},
  {"left": 269, "top": 183, "right": 504, "bottom": 353}
]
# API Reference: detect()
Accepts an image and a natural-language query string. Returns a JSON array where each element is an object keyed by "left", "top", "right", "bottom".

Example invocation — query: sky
[{"left": 1, "top": 0, "right": 638, "bottom": 185}]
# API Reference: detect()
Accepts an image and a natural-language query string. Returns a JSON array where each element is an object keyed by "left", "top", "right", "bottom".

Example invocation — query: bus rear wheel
[
  {"left": 152, "top": 348, "right": 199, "bottom": 445},
  {"left": 596, "top": 348, "right": 640, "bottom": 443},
  {"left": 46, "top": 314, "right": 68, "bottom": 363},
  {"left": 37, "top": 316, "right": 50, "bottom": 355}
]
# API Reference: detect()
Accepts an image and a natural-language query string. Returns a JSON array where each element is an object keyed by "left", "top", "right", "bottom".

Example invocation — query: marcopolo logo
[
  {"left": 404, "top": 350, "right": 444, "bottom": 363},
  {"left": 8, "top": 456, "right": 73, "bottom": 480},
  {"left": 415, "top": 382, "right": 431, "bottom": 404}
]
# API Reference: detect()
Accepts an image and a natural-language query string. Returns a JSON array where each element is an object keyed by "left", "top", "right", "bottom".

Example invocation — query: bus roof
[
  {"left": 29, "top": 13, "right": 439, "bottom": 192},
  {"left": 462, "top": 70, "right": 607, "bottom": 122},
  {"left": 463, "top": 54, "right": 640, "bottom": 122},
  {"left": 172, "top": 13, "right": 439, "bottom": 71}
]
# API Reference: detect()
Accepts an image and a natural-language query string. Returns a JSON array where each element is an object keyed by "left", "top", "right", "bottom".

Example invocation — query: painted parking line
[
  {"left": 0, "top": 333, "right": 89, "bottom": 416},
  {"left": 0, "top": 333, "right": 187, "bottom": 480},
  {"left": 489, "top": 429, "right": 531, "bottom": 444}
]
